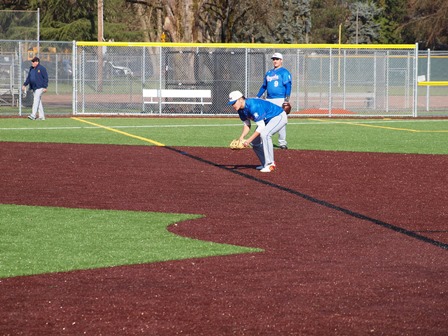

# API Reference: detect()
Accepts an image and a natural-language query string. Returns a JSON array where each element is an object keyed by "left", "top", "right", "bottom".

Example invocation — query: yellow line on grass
[
  {"left": 72, "top": 117, "right": 166, "bottom": 146},
  {"left": 309, "top": 118, "right": 448, "bottom": 133},
  {"left": 343, "top": 122, "right": 419, "bottom": 132}
]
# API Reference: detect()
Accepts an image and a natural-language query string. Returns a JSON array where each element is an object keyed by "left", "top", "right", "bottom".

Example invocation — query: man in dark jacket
[{"left": 22, "top": 57, "right": 48, "bottom": 120}]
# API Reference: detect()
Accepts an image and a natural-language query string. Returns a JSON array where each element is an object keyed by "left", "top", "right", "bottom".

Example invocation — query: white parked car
[
  {"left": 85, "top": 59, "right": 133, "bottom": 78},
  {"left": 104, "top": 60, "right": 133, "bottom": 77}
]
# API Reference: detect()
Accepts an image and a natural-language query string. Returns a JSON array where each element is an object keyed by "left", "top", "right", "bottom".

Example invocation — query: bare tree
[
  {"left": 126, "top": 0, "right": 163, "bottom": 42},
  {"left": 159, "top": 0, "right": 203, "bottom": 42},
  {"left": 198, "top": 0, "right": 251, "bottom": 43},
  {"left": 404, "top": 0, "right": 448, "bottom": 48},
  {"left": 198, "top": 0, "right": 283, "bottom": 43}
]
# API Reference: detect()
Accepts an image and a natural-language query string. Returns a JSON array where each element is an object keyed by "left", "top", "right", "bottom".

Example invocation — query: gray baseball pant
[
  {"left": 251, "top": 111, "right": 288, "bottom": 167},
  {"left": 31, "top": 88, "right": 45, "bottom": 120},
  {"left": 267, "top": 98, "right": 287, "bottom": 146}
]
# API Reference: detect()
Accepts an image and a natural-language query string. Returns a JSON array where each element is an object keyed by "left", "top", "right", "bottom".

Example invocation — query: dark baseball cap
[{"left": 31, "top": 57, "right": 40, "bottom": 62}]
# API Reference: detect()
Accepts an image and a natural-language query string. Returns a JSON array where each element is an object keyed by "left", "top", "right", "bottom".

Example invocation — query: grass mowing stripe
[
  {"left": 2, "top": 118, "right": 448, "bottom": 132},
  {"left": 2, "top": 118, "right": 448, "bottom": 131},
  {"left": 1, "top": 118, "right": 447, "bottom": 153},
  {"left": 310, "top": 118, "right": 448, "bottom": 132},
  {"left": 0, "top": 204, "right": 262, "bottom": 278},
  {"left": 341, "top": 122, "right": 448, "bottom": 133}
]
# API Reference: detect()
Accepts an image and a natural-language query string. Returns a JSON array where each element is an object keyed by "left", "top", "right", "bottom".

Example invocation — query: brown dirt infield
[{"left": 0, "top": 142, "right": 447, "bottom": 335}]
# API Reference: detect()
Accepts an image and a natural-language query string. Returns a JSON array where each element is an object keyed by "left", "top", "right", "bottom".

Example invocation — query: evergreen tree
[
  {"left": 375, "top": 0, "right": 407, "bottom": 44},
  {"left": 22, "top": 0, "right": 142, "bottom": 41},
  {"left": 345, "top": 1, "right": 382, "bottom": 44},
  {"left": 275, "top": 0, "right": 311, "bottom": 43},
  {"left": 310, "top": 0, "right": 351, "bottom": 44}
]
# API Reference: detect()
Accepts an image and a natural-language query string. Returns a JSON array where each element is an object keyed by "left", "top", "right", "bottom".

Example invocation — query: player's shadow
[{"left": 220, "top": 164, "right": 258, "bottom": 170}]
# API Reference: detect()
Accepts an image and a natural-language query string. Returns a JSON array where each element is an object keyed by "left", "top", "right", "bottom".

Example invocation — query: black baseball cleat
[{"left": 279, "top": 145, "right": 288, "bottom": 149}]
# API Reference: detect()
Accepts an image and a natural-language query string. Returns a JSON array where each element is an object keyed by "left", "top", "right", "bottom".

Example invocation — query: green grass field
[
  {"left": 1, "top": 117, "right": 447, "bottom": 278},
  {"left": 1, "top": 117, "right": 448, "bottom": 154},
  {"left": 0, "top": 204, "right": 260, "bottom": 278}
]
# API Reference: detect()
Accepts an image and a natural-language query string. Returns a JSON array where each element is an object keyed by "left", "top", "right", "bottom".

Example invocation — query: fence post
[
  {"left": 244, "top": 48, "right": 249, "bottom": 96},
  {"left": 72, "top": 40, "right": 77, "bottom": 115},
  {"left": 158, "top": 46, "right": 163, "bottom": 115},
  {"left": 296, "top": 49, "right": 300, "bottom": 112},
  {"left": 328, "top": 48, "right": 333, "bottom": 117},
  {"left": 426, "top": 48, "right": 431, "bottom": 112},
  {"left": 18, "top": 41, "right": 23, "bottom": 117},
  {"left": 343, "top": 49, "right": 346, "bottom": 110},
  {"left": 413, "top": 43, "right": 419, "bottom": 117}
]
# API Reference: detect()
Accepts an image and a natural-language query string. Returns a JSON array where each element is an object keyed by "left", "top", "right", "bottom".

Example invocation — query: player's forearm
[
  {"left": 246, "top": 131, "right": 260, "bottom": 144},
  {"left": 239, "top": 124, "right": 251, "bottom": 140},
  {"left": 256, "top": 88, "right": 265, "bottom": 98},
  {"left": 285, "top": 82, "right": 292, "bottom": 98}
]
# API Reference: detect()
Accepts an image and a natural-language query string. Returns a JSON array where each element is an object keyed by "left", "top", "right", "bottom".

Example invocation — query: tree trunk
[{"left": 163, "top": 0, "right": 203, "bottom": 42}]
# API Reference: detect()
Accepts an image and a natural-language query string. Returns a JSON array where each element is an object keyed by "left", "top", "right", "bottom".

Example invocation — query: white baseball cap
[
  {"left": 228, "top": 90, "right": 243, "bottom": 105},
  {"left": 271, "top": 52, "right": 283, "bottom": 60}
]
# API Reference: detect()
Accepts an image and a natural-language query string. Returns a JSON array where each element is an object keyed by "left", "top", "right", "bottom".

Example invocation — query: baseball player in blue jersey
[
  {"left": 228, "top": 90, "right": 288, "bottom": 173},
  {"left": 257, "top": 52, "right": 292, "bottom": 149}
]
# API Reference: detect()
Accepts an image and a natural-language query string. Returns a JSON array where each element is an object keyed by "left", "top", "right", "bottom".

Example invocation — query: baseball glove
[
  {"left": 229, "top": 139, "right": 246, "bottom": 150},
  {"left": 282, "top": 102, "right": 292, "bottom": 115}
]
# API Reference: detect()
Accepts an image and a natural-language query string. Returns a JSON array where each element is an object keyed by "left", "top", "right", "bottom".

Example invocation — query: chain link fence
[
  {"left": 1, "top": 40, "right": 447, "bottom": 117},
  {"left": 0, "top": 40, "right": 74, "bottom": 116},
  {"left": 417, "top": 50, "right": 448, "bottom": 115}
]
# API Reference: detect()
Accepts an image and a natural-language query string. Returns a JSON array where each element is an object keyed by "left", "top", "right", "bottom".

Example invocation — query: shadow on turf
[{"left": 220, "top": 164, "right": 259, "bottom": 170}]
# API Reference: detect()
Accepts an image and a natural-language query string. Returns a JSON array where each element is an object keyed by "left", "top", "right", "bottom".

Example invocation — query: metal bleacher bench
[
  {"left": 143, "top": 89, "right": 212, "bottom": 113},
  {"left": 0, "top": 88, "right": 19, "bottom": 106}
]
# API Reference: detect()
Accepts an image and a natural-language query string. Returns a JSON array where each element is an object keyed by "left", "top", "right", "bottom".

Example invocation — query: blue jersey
[
  {"left": 238, "top": 98, "right": 284, "bottom": 124},
  {"left": 257, "top": 67, "right": 292, "bottom": 99}
]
